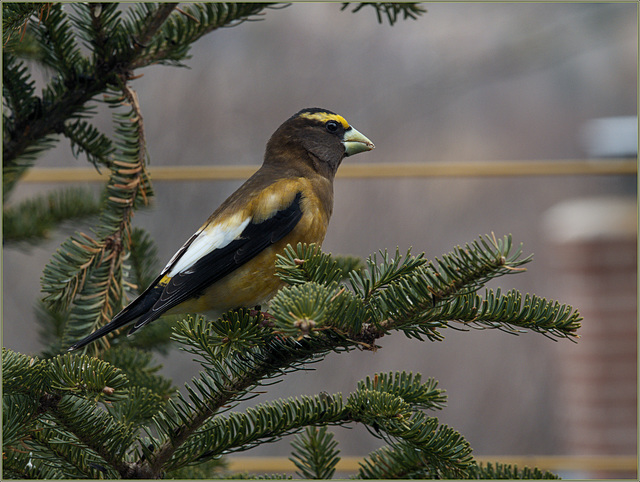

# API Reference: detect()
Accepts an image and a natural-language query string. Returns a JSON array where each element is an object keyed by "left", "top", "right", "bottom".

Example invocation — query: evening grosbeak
[{"left": 69, "top": 108, "right": 374, "bottom": 350}]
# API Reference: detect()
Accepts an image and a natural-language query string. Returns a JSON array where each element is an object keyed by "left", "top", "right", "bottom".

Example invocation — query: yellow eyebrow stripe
[{"left": 298, "top": 112, "right": 350, "bottom": 130}]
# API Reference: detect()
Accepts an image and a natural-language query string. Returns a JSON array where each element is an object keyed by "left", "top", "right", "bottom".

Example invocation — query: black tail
[{"left": 68, "top": 283, "right": 163, "bottom": 351}]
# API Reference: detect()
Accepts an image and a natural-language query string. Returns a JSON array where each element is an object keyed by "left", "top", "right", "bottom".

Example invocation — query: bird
[{"left": 69, "top": 107, "right": 374, "bottom": 350}]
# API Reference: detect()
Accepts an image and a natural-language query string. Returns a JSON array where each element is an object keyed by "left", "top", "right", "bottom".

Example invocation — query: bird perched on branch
[{"left": 70, "top": 107, "right": 374, "bottom": 350}]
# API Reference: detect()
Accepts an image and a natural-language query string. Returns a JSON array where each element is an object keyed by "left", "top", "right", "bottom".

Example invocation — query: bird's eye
[{"left": 325, "top": 120, "right": 339, "bottom": 133}]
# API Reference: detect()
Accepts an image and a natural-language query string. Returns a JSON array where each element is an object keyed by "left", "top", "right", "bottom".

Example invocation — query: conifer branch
[
  {"left": 141, "top": 335, "right": 349, "bottom": 477},
  {"left": 2, "top": 3, "right": 46, "bottom": 46},
  {"left": 135, "top": 3, "right": 179, "bottom": 50},
  {"left": 347, "top": 393, "right": 473, "bottom": 477},
  {"left": 99, "top": 347, "right": 175, "bottom": 398},
  {"left": 34, "top": 3, "right": 83, "bottom": 77},
  {"left": 3, "top": 187, "right": 101, "bottom": 244},
  {"left": 62, "top": 119, "right": 114, "bottom": 170},
  {"left": 358, "top": 440, "right": 464, "bottom": 479},
  {"left": 356, "top": 444, "right": 560, "bottom": 479},
  {"left": 131, "top": 239, "right": 578, "bottom": 477},
  {"left": 271, "top": 239, "right": 579, "bottom": 347},
  {"left": 290, "top": 426, "right": 341, "bottom": 479},
  {"left": 2, "top": 2, "right": 270, "bottom": 174},
  {"left": 2, "top": 349, "right": 133, "bottom": 477},
  {"left": 44, "top": 395, "right": 132, "bottom": 475},
  {"left": 468, "top": 462, "right": 560, "bottom": 479},
  {"left": 167, "top": 395, "right": 346, "bottom": 471},
  {"left": 357, "top": 372, "right": 447, "bottom": 412},
  {"left": 28, "top": 424, "right": 120, "bottom": 479},
  {"left": 341, "top": 3, "right": 427, "bottom": 26},
  {"left": 40, "top": 87, "right": 152, "bottom": 351},
  {"left": 145, "top": 370, "right": 467, "bottom": 476}
]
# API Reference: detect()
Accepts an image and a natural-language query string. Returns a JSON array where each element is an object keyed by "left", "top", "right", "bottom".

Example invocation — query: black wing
[{"left": 69, "top": 192, "right": 303, "bottom": 350}]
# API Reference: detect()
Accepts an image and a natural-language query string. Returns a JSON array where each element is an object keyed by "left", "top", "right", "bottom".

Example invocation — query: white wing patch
[{"left": 163, "top": 214, "right": 251, "bottom": 277}]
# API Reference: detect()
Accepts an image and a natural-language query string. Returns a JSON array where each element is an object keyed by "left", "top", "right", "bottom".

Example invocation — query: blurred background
[{"left": 4, "top": 2, "right": 637, "bottom": 478}]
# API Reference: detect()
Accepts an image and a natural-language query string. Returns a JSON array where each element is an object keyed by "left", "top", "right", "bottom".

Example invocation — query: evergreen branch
[
  {"left": 347, "top": 374, "right": 471, "bottom": 478},
  {"left": 2, "top": 449, "right": 68, "bottom": 480},
  {"left": 2, "top": 3, "right": 45, "bottom": 46},
  {"left": 348, "top": 235, "right": 533, "bottom": 341},
  {"left": 3, "top": 186, "right": 101, "bottom": 244},
  {"left": 349, "top": 398, "right": 474, "bottom": 478},
  {"left": 349, "top": 247, "right": 429, "bottom": 300},
  {"left": 357, "top": 372, "right": 447, "bottom": 412},
  {"left": 2, "top": 348, "right": 48, "bottom": 396},
  {"left": 165, "top": 394, "right": 346, "bottom": 471},
  {"left": 149, "top": 331, "right": 466, "bottom": 478},
  {"left": 3, "top": 393, "right": 40, "bottom": 450},
  {"left": 164, "top": 373, "right": 458, "bottom": 476},
  {"left": 173, "top": 312, "right": 274, "bottom": 360},
  {"left": 3, "top": 2, "right": 270, "bottom": 174},
  {"left": 99, "top": 347, "right": 175, "bottom": 398},
  {"left": 47, "top": 353, "right": 129, "bottom": 401},
  {"left": 2, "top": 53, "right": 37, "bottom": 121},
  {"left": 40, "top": 88, "right": 152, "bottom": 351},
  {"left": 4, "top": 79, "right": 97, "bottom": 184},
  {"left": 272, "top": 238, "right": 561, "bottom": 347},
  {"left": 134, "top": 3, "right": 179, "bottom": 50},
  {"left": 62, "top": 119, "right": 114, "bottom": 169},
  {"left": 34, "top": 3, "right": 83, "bottom": 77},
  {"left": 106, "top": 386, "right": 166, "bottom": 428},
  {"left": 428, "top": 233, "right": 531, "bottom": 299},
  {"left": 127, "top": 3, "right": 272, "bottom": 69},
  {"left": 290, "top": 425, "right": 340, "bottom": 479},
  {"left": 341, "top": 2, "right": 427, "bottom": 26},
  {"left": 357, "top": 440, "right": 438, "bottom": 478},
  {"left": 357, "top": 439, "right": 481, "bottom": 479},
  {"left": 2, "top": 349, "right": 135, "bottom": 478},
  {"left": 275, "top": 242, "right": 364, "bottom": 287},
  {"left": 55, "top": 229, "right": 129, "bottom": 350},
  {"left": 2, "top": 49, "right": 59, "bottom": 198},
  {"left": 27, "top": 423, "right": 120, "bottom": 479},
  {"left": 425, "top": 289, "right": 582, "bottom": 340},
  {"left": 141, "top": 328, "right": 355, "bottom": 477},
  {"left": 40, "top": 231, "right": 106, "bottom": 311},
  {"left": 118, "top": 81, "right": 149, "bottom": 173},
  {"left": 72, "top": 3, "right": 127, "bottom": 66},
  {"left": 270, "top": 239, "right": 579, "bottom": 348},
  {"left": 468, "top": 461, "right": 560, "bottom": 479},
  {"left": 269, "top": 281, "right": 365, "bottom": 339},
  {"left": 49, "top": 394, "right": 138, "bottom": 476}
]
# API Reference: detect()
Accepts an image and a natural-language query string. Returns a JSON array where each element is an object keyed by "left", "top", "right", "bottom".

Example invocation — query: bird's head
[{"left": 265, "top": 107, "right": 374, "bottom": 178}]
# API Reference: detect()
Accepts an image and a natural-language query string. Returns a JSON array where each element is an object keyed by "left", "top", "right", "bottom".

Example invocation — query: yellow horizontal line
[
  {"left": 20, "top": 159, "right": 637, "bottom": 183},
  {"left": 225, "top": 455, "right": 637, "bottom": 473},
  {"left": 344, "top": 159, "right": 637, "bottom": 178}
]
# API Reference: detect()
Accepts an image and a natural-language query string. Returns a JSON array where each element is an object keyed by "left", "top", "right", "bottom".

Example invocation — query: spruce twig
[{"left": 290, "top": 426, "right": 340, "bottom": 479}]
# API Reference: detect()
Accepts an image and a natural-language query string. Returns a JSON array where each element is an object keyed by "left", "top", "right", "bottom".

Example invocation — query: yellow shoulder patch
[
  {"left": 158, "top": 274, "right": 171, "bottom": 286},
  {"left": 249, "top": 178, "right": 308, "bottom": 223},
  {"left": 298, "top": 111, "right": 350, "bottom": 130}
]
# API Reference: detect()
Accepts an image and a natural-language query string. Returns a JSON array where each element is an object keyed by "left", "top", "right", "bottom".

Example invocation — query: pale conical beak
[{"left": 343, "top": 126, "right": 375, "bottom": 156}]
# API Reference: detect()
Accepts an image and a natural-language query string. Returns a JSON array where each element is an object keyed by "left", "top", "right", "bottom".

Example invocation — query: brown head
[{"left": 264, "top": 107, "right": 374, "bottom": 180}]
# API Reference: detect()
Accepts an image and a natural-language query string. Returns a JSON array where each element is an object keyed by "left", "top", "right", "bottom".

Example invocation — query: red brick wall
[{"left": 546, "top": 197, "right": 637, "bottom": 478}]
